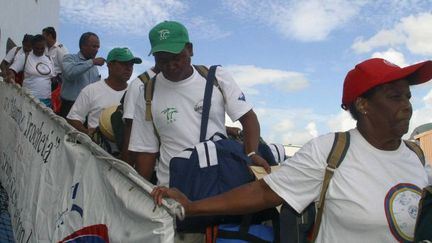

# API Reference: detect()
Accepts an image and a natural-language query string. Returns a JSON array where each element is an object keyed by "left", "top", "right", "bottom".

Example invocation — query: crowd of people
[{"left": 1, "top": 21, "right": 432, "bottom": 243}]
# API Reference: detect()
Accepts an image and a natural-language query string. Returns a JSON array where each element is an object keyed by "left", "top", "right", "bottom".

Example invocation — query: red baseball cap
[{"left": 341, "top": 58, "right": 432, "bottom": 110}]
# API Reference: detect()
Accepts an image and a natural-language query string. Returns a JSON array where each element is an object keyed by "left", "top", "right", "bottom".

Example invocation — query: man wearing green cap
[
  {"left": 67, "top": 47, "right": 141, "bottom": 152},
  {"left": 129, "top": 21, "right": 269, "bottom": 187}
]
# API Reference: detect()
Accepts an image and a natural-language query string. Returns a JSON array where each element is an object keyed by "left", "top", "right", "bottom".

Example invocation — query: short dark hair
[
  {"left": 348, "top": 85, "right": 383, "bottom": 120},
  {"left": 42, "top": 26, "right": 56, "bottom": 39},
  {"left": 31, "top": 34, "right": 45, "bottom": 46},
  {"left": 79, "top": 32, "right": 98, "bottom": 49},
  {"left": 22, "top": 34, "right": 33, "bottom": 44}
]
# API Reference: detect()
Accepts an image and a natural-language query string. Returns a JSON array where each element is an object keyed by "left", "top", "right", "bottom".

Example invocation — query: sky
[{"left": 58, "top": 0, "right": 432, "bottom": 146}]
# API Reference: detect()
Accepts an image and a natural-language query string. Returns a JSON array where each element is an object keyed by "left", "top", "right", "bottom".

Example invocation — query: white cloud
[
  {"left": 225, "top": 88, "right": 429, "bottom": 147},
  {"left": 60, "top": 0, "right": 232, "bottom": 40},
  {"left": 352, "top": 12, "right": 432, "bottom": 55},
  {"left": 253, "top": 107, "right": 325, "bottom": 145},
  {"left": 187, "top": 17, "right": 231, "bottom": 40},
  {"left": 327, "top": 110, "right": 356, "bottom": 132},
  {"left": 224, "top": 110, "right": 316, "bottom": 146},
  {"left": 270, "top": 0, "right": 361, "bottom": 41},
  {"left": 352, "top": 31, "right": 405, "bottom": 53},
  {"left": 400, "top": 13, "right": 432, "bottom": 55},
  {"left": 269, "top": 119, "right": 314, "bottom": 145},
  {"left": 224, "top": 108, "right": 318, "bottom": 145},
  {"left": 408, "top": 89, "right": 432, "bottom": 138},
  {"left": 423, "top": 90, "right": 432, "bottom": 107},
  {"left": 225, "top": 106, "right": 354, "bottom": 146},
  {"left": 223, "top": 0, "right": 361, "bottom": 41},
  {"left": 306, "top": 122, "right": 319, "bottom": 137},
  {"left": 60, "top": 0, "right": 187, "bottom": 36},
  {"left": 225, "top": 65, "right": 309, "bottom": 94},
  {"left": 371, "top": 48, "right": 408, "bottom": 67}
]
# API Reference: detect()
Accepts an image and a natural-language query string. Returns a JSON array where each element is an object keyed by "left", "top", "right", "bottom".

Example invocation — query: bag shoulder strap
[
  {"left": 199, "top": 65, "right": 218, "bottom": 142},
  {"left": 140, "top": 66, "right": 224, "bottom": 123},
  {"left": 116, "top": 92, "right": 127, "bottom": 112},
  {"left": 23, "top": 51, "right": 29, "bottom": 69},
  {"left": 10, "top": 46, "right": 22, "bottom": 65},
  {"left": 194, "top": 65, "right": 226, "bottom": 102},
  {"left": 14, "top": 46, "right": 22, "bottom": 56},
  {"left": 138, "top": 71, "right": 154, "bottom": 121},
  {"left": 403, "top": 140, "right": 426, "bottom": 166},
  {"left": 20, "top": 50, "right": 30, "bottom": 81},
  {"left": 311, "top": 131, "right": 350, "bottom": 242},
  {"left": 24, "top": 51, "right": 29, "bottom": 64}
]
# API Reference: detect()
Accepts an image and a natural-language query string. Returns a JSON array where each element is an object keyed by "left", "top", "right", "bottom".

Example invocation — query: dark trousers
[{"left": 58, "top": 98, "right": 75, "bottom": 118}]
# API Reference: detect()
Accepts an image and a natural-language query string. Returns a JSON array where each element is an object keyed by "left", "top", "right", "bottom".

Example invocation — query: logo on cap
[
  {"left": 125, "top": 48, "right": 132, "bottom": 55},
  {"left": 158, "top": 29, "right": 170, "bottom": 40}
]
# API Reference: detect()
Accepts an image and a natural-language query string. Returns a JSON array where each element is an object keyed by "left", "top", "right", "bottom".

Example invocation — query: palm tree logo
[{"left": 161, "top": 107, "right": 178, "bottom": 123}]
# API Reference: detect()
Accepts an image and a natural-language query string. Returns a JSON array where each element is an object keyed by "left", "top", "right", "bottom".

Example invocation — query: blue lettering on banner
[
  {"left": 71, "top": 183, "right": 83, "bottom": 217},
  {"left": 55, "top": 183, "right": 84, "bottom": 228}
]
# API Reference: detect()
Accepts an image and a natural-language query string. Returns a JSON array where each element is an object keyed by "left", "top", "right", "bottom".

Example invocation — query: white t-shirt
[
  {"left": 264, "top": 128, "right": 430, "bottom": 243},
  {"left": 123, "top": 68, "right": 157, "bottom": 120},
  {"left": 10, "top": 52, "right": 55, "bottom": 99},
  {"left": 129, "top": 66, "right": 252, "bottom": 186},
  {"left": 67, "top": 79, "right": 127, "bottom": 129},
  {"left": 3, "top": 46, "right": 25, "bottom": 64},
  {"left": 45, "top": 42, "right": 68, "bottom": 74}
]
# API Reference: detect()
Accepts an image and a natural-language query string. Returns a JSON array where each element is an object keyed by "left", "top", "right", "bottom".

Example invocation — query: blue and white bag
[
  {"left": 169, "top": 66, "right": 255, "bottom": 232},
  {"left": 170, "top": 133, "right": 254, "bottom": 202}
]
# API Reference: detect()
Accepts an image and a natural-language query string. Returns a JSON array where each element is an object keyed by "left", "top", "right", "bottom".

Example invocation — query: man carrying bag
[{"left": 128, "top": 21, "right": 269, "bottom": 242}]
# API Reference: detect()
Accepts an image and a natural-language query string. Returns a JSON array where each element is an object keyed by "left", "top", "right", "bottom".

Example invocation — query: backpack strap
[
  {"left": 311, "top": 131, "right": 350, "bottom": 242},
  {"left": 403, "top": 140, "right": 426, "bottom": 166},
  {"left": 194, "top": 65, "right": 226, "bottom": 102},
  {"left": 137, "top": 72, "right": 154, "bottom": 121},
  {"left": 138, "top": 71, "right": 161, "bottom": 144}
]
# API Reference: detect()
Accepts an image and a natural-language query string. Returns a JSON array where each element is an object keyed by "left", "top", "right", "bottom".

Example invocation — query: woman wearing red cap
[{"left": 152, "top": 58, "right": 432, "bottom": 242}]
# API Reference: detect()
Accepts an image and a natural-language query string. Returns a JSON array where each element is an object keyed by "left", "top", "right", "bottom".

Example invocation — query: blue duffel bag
[
  {"left": 169, "top": 133, "right": 255, "bottom": 232},
  {"left": 169, "top": 65, "right": 255, "bottom": 232}
]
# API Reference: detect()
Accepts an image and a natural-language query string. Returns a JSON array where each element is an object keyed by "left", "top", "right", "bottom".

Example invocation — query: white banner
[{"left": 0, "top": 82, "right": 181, "bottom": 242}]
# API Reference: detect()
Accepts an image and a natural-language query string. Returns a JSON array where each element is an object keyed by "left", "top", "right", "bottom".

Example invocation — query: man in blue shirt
[{"left": 59, "top": 32, "right": 105, "bottom": 117}]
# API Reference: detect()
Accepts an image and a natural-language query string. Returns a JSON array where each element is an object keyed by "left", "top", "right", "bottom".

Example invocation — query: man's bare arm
[{"left": 132, "top": 151, "right": 158, "bottom": 181}]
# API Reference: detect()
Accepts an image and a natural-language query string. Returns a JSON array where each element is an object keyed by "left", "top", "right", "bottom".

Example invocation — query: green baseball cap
[
  {"left": 107, "top": 47, "right": 142, "bottom": 64},
  {"left": 148, "top": 21, "right": 189, "bottom": 55}
]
